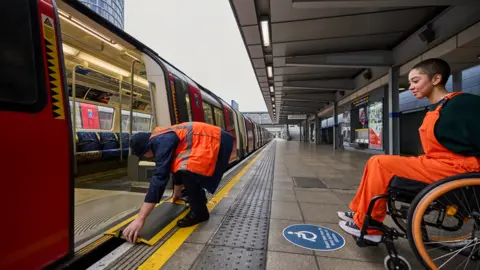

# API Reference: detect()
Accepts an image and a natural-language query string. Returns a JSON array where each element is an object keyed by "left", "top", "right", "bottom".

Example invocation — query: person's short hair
[
  {"left": 411, "top": 58, "right": 451, "bottom": 86},
  {"left": 130, "top": 132, "right": 152, "bottom": 158}
]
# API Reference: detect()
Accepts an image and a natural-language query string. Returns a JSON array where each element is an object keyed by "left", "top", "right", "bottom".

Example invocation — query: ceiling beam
[
  {"left": 283, "top": 79, "right": 354, "bottom": 91},
  {"left": 292, "top": 0, "right": 478, "bottom": 9},
  {"left": 282, "top": 86, "right": 339, "bottom": 92},
  {"left": 285, "top": 50, "right": 393, "bottom": 68},
  {"left": 282, "top": 92, "right": 336, "bottom": 101},
  {"left": 282, "top": 102, "right": 324, "bottom": 108}
]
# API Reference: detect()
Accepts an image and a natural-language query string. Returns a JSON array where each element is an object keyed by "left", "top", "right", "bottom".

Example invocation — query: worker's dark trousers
[{"left": 174, "top": 171, "right": 209, "bottom": 218}]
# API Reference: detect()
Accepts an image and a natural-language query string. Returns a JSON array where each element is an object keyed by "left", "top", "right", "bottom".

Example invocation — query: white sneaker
[
  {"left": 337, "top": 211, "right": 355, "bottom": 222},
  {"left": 338, "top": 220, "right": 382, "bottom": 243}
]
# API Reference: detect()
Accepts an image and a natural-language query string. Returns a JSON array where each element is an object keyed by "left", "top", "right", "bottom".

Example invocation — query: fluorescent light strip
[
  {"left": 269, "top": 86, "right": 274, "bottom": 93},
  {"left": 267, "top": 66, "right": 273, "bottom": 78},
  {"left": 63, "top": 43, "right": 148, "bottom": 87},
  {"left": 260, "top": 19, "right": 270, "bottom": 47}
]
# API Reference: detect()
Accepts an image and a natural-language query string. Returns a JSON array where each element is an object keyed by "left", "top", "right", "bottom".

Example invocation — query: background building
[{"left": 79, "top": 0, "right": 125, "bottom": 29}]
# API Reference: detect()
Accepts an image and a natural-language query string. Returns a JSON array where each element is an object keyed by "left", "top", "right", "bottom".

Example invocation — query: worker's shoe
[{"left": 177, "top": 211, "right": 209, "bottom": 228}]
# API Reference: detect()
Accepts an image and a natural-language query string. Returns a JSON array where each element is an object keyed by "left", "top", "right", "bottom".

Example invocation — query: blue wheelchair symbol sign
[
  {"left": 87, "top": 110, "right": 93, "bottom": 118},
  {"left": 283, "top": 224, "right": 345, "bottom": 251}
]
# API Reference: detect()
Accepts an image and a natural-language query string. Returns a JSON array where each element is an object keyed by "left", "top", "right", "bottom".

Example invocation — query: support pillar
[
  {"left": 386, "top": 66, "right": 400, "bottom": 155},
  {"left": 305, "top": 119, "right": 309, "bottom": 142},
  {"left": 452, "top": 71, "right": 463, "bottom": 92},
  {"left": 315, "top": 114, "right": 320, "bottom": 145},
  {"left": 333, "top": 102, "right": 338, "bottom": 149},
  {"left": 286, "top": 123, "right": 290, "bottom": 140}
]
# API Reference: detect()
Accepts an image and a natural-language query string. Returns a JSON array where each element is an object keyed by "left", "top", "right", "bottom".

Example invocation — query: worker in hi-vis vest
[{"left": 123, "top": 122, "right": 234, "bottom": 243}]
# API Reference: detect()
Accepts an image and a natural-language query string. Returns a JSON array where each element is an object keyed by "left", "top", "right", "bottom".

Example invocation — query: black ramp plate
[{"left": 112, "top": 202, "right": 187, "bottom": 242}]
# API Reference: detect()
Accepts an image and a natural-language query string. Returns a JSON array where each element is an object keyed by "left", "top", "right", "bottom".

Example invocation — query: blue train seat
[{"left": 76, "top": 132, "right": 102, "bottom": 162}]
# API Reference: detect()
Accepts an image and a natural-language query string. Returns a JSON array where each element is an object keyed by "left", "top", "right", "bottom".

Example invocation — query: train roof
[{"left": 60, "top": 0, "right": 213, "bottom": 99}]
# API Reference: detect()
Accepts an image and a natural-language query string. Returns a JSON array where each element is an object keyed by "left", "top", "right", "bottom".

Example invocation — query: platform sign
[
  {"left": 288, "top": 114, "right": 307, "bottom": 120},
  {"left": 283, "top": 224, "right": 345, "bottom": 251}
]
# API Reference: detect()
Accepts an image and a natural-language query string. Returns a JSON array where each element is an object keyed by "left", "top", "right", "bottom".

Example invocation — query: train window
[
  {"left": 203, "top": 103, "right": 214, "bottom": 124},
  {"left": 214, "top": 107, "right": 225, "bottom": 129},
  {"left": 121, "top": 110, "right": 152, "bottom": 132},
  {"left": 70, "top": 101, "right": 114, "bottom": 130},
  {"left": 69, "top": 101, "right": 83, "bottom": 129},
  {"left": 228, "top": 110, "right": 235, "bottom": 130},
  {"left": 185, "top": 94, "right": 193, "bottom": 122},
  {"left": 0, "top": 0, "right": 46, "bottom": 111},
  {"left": 98, "top": 106, "right": 114, "bottom": 130}
]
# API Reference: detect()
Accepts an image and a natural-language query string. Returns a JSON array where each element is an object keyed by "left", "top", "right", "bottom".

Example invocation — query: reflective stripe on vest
[{"left": 150, "top": 122, "right": 221, "bottom": 176}]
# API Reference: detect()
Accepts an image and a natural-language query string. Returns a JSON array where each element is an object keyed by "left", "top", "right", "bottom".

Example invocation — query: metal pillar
[
  {"left": 305, "top": 119, "right": 309, "bottom": 142},
  {"left": 333, "top": 102, "right": 338, "bottom": 149},
  {"left": 315, "top": 114, "right": 320, "bottom": 145},
  {"left": 452, "top": 71, "right": 463, "bottom": 92},
  {"left": 386, "top": 66, "right": 400, "bottom": 155}
]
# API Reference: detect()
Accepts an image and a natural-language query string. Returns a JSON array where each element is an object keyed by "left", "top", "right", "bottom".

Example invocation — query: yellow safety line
[{"left": 138, "top": 148, "right": 265, "bottom": 270}]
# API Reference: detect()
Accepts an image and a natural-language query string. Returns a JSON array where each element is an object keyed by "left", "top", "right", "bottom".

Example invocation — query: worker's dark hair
[
  {"left": 130, "top": 132, "right": 152, "bottom": 158},
  {"left": 411, "top": 58, "right": 451, "bottom": 86}
]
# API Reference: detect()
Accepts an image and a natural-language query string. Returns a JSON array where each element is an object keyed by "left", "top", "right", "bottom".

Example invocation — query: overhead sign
[
  {"left": 287, "top": 115, "right": 307, "bottom": 120},
  {"left": 283, "top": 224, "right": 345, "bottom": 251}
]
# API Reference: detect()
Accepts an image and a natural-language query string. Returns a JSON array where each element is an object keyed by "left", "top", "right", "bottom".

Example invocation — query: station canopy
[{"left": 229, "top": 0, "right": 480, "bottom": 124}]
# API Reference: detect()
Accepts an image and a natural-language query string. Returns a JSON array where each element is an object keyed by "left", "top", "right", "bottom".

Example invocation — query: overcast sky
[{"left": 124, "top": 0, "right": 267, "bottom": 112}]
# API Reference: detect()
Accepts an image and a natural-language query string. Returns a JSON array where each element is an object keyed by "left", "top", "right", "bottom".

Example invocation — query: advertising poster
[
  {"left": 359, "top": 107, "right": 366, "bottom": 127},
  {"left": 368, "top": 101, "right": 383, "bottom": 150},
  {"left": 342, "top": 110, "right": 351, "bottom": 145}
]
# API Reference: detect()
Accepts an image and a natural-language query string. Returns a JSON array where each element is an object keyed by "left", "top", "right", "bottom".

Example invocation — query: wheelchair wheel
[
  {"left": 384, "top": 255, "right": 411, "bottom": 270},
  {"left": 407, "top": 174, "right": 480, "bottom": 270}
]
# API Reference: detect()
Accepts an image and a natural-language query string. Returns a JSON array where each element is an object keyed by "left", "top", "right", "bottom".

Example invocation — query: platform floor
[
  {"left": 156, "top": 140, "right": 429, "bottom": 270},
  {"left": 86, "top": 139, "right": 478, "bottom": 269}
]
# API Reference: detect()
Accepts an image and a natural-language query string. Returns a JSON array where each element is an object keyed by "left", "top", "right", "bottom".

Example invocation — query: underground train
[{"left": 0, "top": 0, "right": 272, "bottom": 269}]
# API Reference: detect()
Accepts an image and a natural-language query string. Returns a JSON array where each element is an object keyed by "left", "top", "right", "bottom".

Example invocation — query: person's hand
[
  {"left": 122, "top": 218, "right": 145, "bottom": 243},
  {"left": 172, "top": 184, "right": 184, "bottom": 202}
]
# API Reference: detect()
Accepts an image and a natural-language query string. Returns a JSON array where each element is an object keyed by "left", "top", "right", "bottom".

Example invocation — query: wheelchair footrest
[{"left": 353, "top": 236, "right": 380, "bottom": 247}]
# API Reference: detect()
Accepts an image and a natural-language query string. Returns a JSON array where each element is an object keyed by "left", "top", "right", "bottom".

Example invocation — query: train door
[{"left": 0, "top": 0, "right": 73, "bottom": 269}]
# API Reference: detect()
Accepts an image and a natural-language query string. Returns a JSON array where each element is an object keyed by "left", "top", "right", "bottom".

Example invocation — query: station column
[
  {"left": 452, "top": 71, "right": 463, "bottom": 92},
  {"left": 385, "top": 66, "right": 400, "bottom": 155},
  {"left": 315, "top": 114, "right": 320, "bottom": 145},
  {"left": 333, "top": 102, "right": 338, "bottom": 149}
]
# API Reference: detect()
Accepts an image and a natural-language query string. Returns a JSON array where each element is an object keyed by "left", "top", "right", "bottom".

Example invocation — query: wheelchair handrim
[{"left": 411, "top": 178, "right": 480, "bottom": 270}]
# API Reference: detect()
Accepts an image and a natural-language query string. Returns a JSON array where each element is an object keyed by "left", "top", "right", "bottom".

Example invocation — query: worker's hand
[
  {"left": 122, "top": 218, "right": 145, "bottom": 243},
  {"left": 172, "top": 184, "right": 184, "bottom": 202}
]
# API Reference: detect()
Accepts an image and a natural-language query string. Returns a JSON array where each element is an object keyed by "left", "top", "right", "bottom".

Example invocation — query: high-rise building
[{"left": 79, "top": 0, "right": 125, "bottom": 29}]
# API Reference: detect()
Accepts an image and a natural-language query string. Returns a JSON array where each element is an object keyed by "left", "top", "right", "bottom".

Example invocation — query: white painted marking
[{"left": 86, "top": 242, "right": 135, "bottom": 270}]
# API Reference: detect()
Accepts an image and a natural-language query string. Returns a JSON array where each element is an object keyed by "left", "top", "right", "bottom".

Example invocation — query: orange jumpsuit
[{"left": 349, "top": 92, "right": 480, "bottom": 232}]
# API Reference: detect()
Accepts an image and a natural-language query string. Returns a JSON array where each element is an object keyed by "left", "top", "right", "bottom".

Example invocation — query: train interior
[{"left": 56, "top": 2, "right": 166, "bottom": 249}]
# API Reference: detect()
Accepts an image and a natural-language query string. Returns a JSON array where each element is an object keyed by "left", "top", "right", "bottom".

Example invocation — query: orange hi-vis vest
[{"left": 149, "top": 122, "right": 222, "bottom": 177}]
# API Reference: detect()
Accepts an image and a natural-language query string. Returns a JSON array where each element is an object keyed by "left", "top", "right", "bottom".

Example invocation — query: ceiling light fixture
[
  {"left": 267, "top": 66, "right": 273, "bottom": 78},
  {"left": 63, "top": 43, "right": 149, "bottom": 87},
  {"left": 260, "top": 18, "right": 270, "bottom": 47},
  {"left": 269, "top": 86, "right": 274, "bottom": 93}
]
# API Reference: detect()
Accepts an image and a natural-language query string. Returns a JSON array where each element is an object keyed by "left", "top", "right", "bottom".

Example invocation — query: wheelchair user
[{"left": 338, "top": 58, "right": 480, "bottom": 243}]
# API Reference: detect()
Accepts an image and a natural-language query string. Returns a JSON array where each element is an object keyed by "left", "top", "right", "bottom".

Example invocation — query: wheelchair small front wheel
[{"left": 384, "top": 255, "right": 411, "bottom": 270}]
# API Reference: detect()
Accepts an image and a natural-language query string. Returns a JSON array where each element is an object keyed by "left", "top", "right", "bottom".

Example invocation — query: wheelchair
[{"left": 354, "top": 172, "right": 480, "bottom": 270}]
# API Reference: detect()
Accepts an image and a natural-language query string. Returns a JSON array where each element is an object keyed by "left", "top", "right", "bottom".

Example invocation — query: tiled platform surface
[{"left": 161, "top": 140, "right": 424, "bottom": 270}]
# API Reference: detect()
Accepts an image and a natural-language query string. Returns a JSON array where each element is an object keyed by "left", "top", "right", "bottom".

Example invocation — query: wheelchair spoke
[
  {"left": 460, "top": 243, "right": 479, "bottom": 270},
  {"left": 473, "top": 187, "right": 480, "bottom": 213},
  {"left": 435, "top": 240, "right": 478, "bottom": 269}
]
